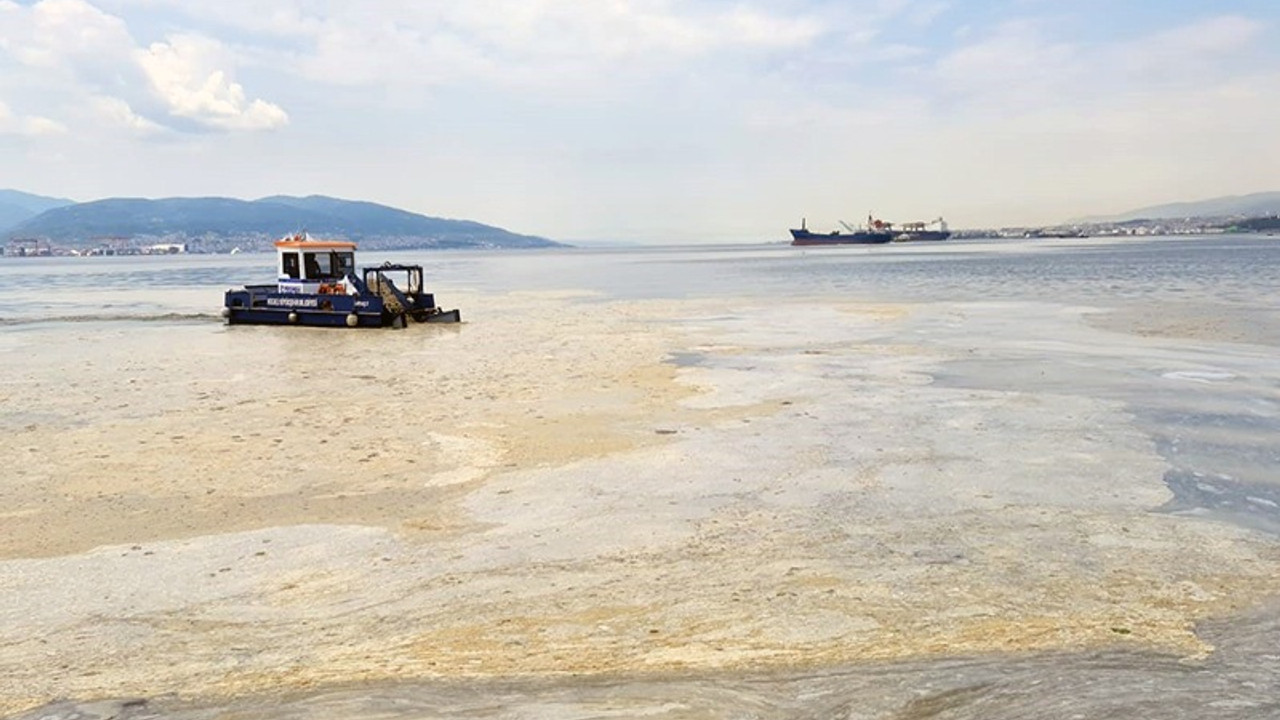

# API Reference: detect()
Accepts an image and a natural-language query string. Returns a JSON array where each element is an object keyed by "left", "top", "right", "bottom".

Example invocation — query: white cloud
[
  {"left": 906, "top": 1, "right": 949, "bottom": 27},
  {"left": 90, "top": 95, "right": 165, "bottom": 135},
  {"left": 730, "top": 11, "right": 1280, "bottom": 230},
  {"left": 137, "top": 35, "right": 288, "bottom": 130},
  {"left": 933, "top": 14, "right": 1269, "bottom": 114},
  {"left": 0, "top": 0, "right": 287, "bottom": 133},
  {"left": 100, "top": 0, "right": 825, "bottom": 89},
  {"left": 884, "top": 13, "right": 1280, "bottom": 223},
  {"left": 2, "top": 0, "right": 133, "bottom": 70},
  {"left": 933, "top": 19, "right": 1081, "bottom": 110},
  {"left": 1147, "top": 14, "right": 1263, "bottom": 54},
  {"left": 723, "top": 7, "right": 822, "bottom": 48},
  {"left": 22, "top": 115, "right": 68, "bottom": 135},
  {"left": 1114, "top": 15, "right": 1264, "bottom": 91},
  {"left": 0, "top": 99, "right": 67, "bottom": 136}
]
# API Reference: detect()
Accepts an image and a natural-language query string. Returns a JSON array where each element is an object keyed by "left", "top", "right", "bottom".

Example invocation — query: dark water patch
[
  {"left": 6, "top": 697, "right": 156, "bottom": 720},
  {"left": 931, "top": 355, "right": 1280, "bottom": 537},
  {"left": 1153, "top": 435, "right": 1280, "bottom": 483},
  {"left": 927, "top": 360, "right": 1101, "bottom": 397},
  {"left": 1160, "top": 469, "right": 1280, "bottom": 536},
  {"left": 665, "top": 351, "right": 708, "bottom": 367},
  {"left": 1147, "top": 410, "right": 1280, "bottom": 434}
]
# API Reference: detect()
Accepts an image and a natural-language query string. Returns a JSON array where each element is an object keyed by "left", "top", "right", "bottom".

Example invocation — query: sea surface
[
  {"left": 5, "top": 233, "right": 1280, "bottom": 318},
  {"left": 3, "top": 234, "right": 1280, "bottom": 719}
]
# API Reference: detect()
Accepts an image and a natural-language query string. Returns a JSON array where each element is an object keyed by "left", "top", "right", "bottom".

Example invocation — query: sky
[{"left": 1, "top": 0, "right": 1279, "bottom": 242}]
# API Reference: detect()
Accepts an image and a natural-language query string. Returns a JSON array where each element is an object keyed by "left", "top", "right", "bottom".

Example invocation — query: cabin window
[
  {"left": 334, "top": 252, "right": 354, "bottom": 277},
  {"left": 281, "top": 252, "right": 300, "bottom": 279},
  {"left": 304, "top": 252, "right": 332, "bottom": 279}
]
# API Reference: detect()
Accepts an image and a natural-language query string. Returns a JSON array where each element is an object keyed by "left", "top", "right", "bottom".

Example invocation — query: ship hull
[
  {"left": 894, "top": 230, "right": 952, "bottom": 242},
  {"left": 223, "top": 286, "right": 387, "bottom": 327},
  {"left": 790, "top": 229, "right": 894, "bottom": 246}
]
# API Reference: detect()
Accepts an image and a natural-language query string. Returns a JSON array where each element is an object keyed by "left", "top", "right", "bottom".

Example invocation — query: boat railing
[
  {"left": 344, "top": 272, "right": 369, "bottom": 296},
  {"left": 364, "top": 269, "right": 413, "bottom": 315}
]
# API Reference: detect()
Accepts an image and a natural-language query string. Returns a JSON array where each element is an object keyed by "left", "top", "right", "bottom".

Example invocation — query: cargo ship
[
  {"left": 783, "top": 213, "right": 947, "bottom": 244},
  {"left": 789, "top": 215, "right": 950, "bottom": 246},
  {"left": 789, "top": 216, "right": 894, "bottom": 246}
]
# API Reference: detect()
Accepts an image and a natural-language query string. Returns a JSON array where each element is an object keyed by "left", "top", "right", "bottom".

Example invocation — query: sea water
[{"left": 2, "top": 235, "right": 1280, "bottom": 719}]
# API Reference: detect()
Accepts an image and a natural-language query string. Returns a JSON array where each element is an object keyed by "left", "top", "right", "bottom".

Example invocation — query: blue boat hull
[{"left": 223, "top": 286, "right": 388, "bottom": 327}]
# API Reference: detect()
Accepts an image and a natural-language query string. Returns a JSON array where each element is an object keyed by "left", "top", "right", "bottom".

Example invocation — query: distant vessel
[
  {"left": 222, "top": 232, "right": 460, "bottom": 328},
  {"left": 790, "top": 215, "right": 950, "bottom": 245},
  {"left": 789, "top": 216, "right": 894, "bottom": 246},
  {"left": 1025, "top": 228, "right": 1088, "bottom": 239},
  {"left": 893, "top": 217, "right": 951, "bottom": 242}
]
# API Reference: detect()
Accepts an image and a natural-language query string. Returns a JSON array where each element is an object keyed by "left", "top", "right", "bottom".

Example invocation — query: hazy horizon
[{"left": 3, "top": 1, "right": 1279, "bottom": 243}]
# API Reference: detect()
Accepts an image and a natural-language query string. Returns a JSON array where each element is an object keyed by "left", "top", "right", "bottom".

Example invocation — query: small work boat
[{"left": 222, "top": 233, "right": 461, "bottom": 328}]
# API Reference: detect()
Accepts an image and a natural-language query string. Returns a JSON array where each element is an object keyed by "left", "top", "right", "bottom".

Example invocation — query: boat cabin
[{"left": 275, "top": 233, "right": 357, "bottom": 295}]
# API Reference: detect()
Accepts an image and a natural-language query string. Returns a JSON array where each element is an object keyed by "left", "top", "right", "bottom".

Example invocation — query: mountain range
[
  {"left": 0, "top": 189, "right": 76, "bottom": 231},
  {"left": 1072, "top": 191, "right": 1280, "bottom": 224},
  {"left": 0, "top": 191, "right": 561, "bottom": 250},
  {"left": 7, "top": 188, "right": 1279, "bottom": 247}
]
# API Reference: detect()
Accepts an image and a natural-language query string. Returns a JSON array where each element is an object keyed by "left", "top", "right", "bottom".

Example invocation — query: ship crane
[{"left": 901, "top": 217, "right": 949, "bottom": 232}]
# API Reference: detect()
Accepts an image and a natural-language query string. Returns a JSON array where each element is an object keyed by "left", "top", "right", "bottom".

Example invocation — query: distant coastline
[
  {"left": 4, "top": 188, "right": 1279, "bottom": 257},
  {"left": 952, "top": 213, "right": 1280, "bottom": 241},
  {"left": 0, "top": 192, "right": 564, "bottom": 256}
]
